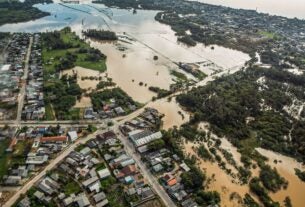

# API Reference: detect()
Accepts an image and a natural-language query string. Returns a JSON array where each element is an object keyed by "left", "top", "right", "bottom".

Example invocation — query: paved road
[
  {"left": 4, "top": 113, "right": 177, "bottom": 207},
  {"left": 112, "top": 123, "right": 177, "bottom": 207},
  {"left": 15, "top": 36, "right": 33, "bottom": 126},
  {"left": 3, "top": 128, "right": 103, "bottom": 207},
  {"left": 3, "top": 57, "right": 245, "bottom": 207}
]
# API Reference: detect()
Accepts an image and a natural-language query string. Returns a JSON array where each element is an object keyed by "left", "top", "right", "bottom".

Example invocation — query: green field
[
  {"left": 42, "top": 28, "right": 107, "bottom": 80},
  {"left": 44, "top": 102, "right": 55, "bottom": 120},
  {"left": 64, "top": 180, "right": 81, "bottom": 195},
  {"left": 42, "top": 28, "right": 107, "bottom": 119},
  {"left": 0, "top": 139, "right": 10, "bottom": 179},
  {"left": 258, "top": 30, "right": 278, "bottom": 39}
]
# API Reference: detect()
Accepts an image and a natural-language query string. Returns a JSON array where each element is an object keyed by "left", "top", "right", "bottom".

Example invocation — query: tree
[
  {"left": 181, "top": 166, "right": 206, "bottom": 191},
  {"left": 195, "top": 190, "right": 221, "bottom": 206},
  {"left": 147, "top": 139, "right": 165, "bottom": 151}
]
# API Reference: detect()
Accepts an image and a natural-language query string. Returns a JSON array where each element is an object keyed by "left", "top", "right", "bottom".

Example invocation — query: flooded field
[
  {"left": 61, "top": 66, "right": 103, "bottom": 90},
  {"left": 147, "top": 98, "right": 190, "bottom": 130},
  {"left": 0, "top": 2, "right": 249, "bottom": 103},
  {"left": 90, "top": 40, "right": 174, "bottom": 103},
  {"left": 184, "top": 141, "right": 251, "bottom": 207},
  {"left": 256, "top": 148, "right": 305, "bottom": 207}
]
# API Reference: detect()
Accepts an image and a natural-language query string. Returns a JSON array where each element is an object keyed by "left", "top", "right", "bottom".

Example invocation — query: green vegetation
[
  {"left": 0, "top": 139, "right": 34, "bottom": 181},
  {"left": 64, "top": 180, "right": 81, "bottom": 195},
  {"left": 194, "top": 190, "right": 221, "bottom": 206},
  {"left": 87, "top": 124, "right": 97, "bottom": 133},
  {"left": 178, "top": 35, "right": 197, "bottom": 46},
  {"left": 249, "top": 177, "right": 280, "bottom": 207},
  {"left": 177, "top": 66, "right": 305, "bottom": 163},
  {"left": 147, "top": 139, "right": 165, "bottom": 151},
  {"left": 42, "top": 27, "right": 106, "bottom": 80},
  {"left": 171, "top": 70, "right": 188, "bottom": 81},
  {"left": 0, "top": 0, "right": 51, "bottom": 26},
  {"left": 197, "top": 145, "right": 213, "bottom": 161},
  {"left": 181, "top": 165, "right": 206, "bottom": 191},
  {"left": 105, "top": 184, "right": 128, "bottom": 207},
  {"left": 179, "top": 124, "right": 205, "bottom": 142},
  {"left": 100, "top": 176, "right": 117, "bottom": 190},
  {"left": 91, "top": 87, "right": 138, "bottom": 112},
  {"left": 83, "top": 29, "right": 118, "bottom": 41},
  {"left": 44, "top": 75, "right": 82, "bottom": 119},
  {"left": 148, "top": 86, "right": 172, "bottom": 100},
  {"left": 44, "top": 102, "right": 55, "bottom": 120},
  {"left": 41, "top": 28, "right": 108, "bottom": 119},
  {"left": 258, "top": 30, "right": 278, "bottom": 39},
  {"left": 96, "top": 78, "right": 116, "bottom": 90},
  {"left": 295, "top": 168, "right": 305, "bottom": 182},
  {"left": 0, "top": 139, "right": 10, "bottom": 180},
  {"left": 259, "top": 165, "right": 288, "bottom": 192},
  {"left": 243, "top": 193, "right": 260, "bottom": 207},
  {"left": 284, "top": 197, "right": 292, "bottom": 207}
]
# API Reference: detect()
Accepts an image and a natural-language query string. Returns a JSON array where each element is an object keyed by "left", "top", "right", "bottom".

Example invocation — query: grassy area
[
  {"left": 0, "top": 139, "right": 35, "bottom": 180},
  {"left": 258, "top": 30, "right": 278, "bottom": 39},
  {"left": 100, "top": 176, "right": 117, "bottom": 190},
  {"left": 0, "top": 139, "right": 10, "bottom": 179},
  {"left": 96, "top": 162, "right": 106, "bottom": 171},
  {"left": 106, "top": 184, "right": 128, "bottom": 207},
  {"left": 42, "top": 28, "right": 107, "bottom": 120},
  {"left": 44, "top": 102, "right": 55, "bottom": 120},
  {"left": 64, "top": 180, "right": 81, "bottom": 195},
  {"left": 171, "top": 70, "right": 188, "bottom": 81},
  {"left": 42, "top": 28, "right": 107, "bottom": 80},
  {"left": 13, "top": 139, "right": 33, "bottom": 157},
  {"left": 75, "top": 144, "right": 86, "bottom": 152}
]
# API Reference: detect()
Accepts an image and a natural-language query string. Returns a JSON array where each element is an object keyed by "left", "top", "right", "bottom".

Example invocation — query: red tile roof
[
  {"left": 40, "top": 136, "right": 67, "bottom": 143},
  {"left": 167, "top": 178, "right": 177, "bottom": 186}
]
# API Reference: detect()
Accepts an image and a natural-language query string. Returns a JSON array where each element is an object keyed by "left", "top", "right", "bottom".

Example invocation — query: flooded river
[{"left": 0, "top": 2, "right": 249, "bottom": 103}]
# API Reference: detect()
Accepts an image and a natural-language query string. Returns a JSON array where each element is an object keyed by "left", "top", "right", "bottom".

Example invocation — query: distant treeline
[
  {"left": 0, "top": 0, "right": 52, "bottom": 26},
  {"left": 83, "top": 29, "right": 118, "bottom": 41}
]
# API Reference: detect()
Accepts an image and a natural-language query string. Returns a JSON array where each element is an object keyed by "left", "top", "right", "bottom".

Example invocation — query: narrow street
[
  {"left": 3, "top": 127, "right": 105, "bottom": 207},
  {"left": 4, "top": 116, "right": 177, "bottom": 207},
  {"left": 112, "top": 123, "right": 177, "bottom": 207},
  {"left": 15, "top": 36, "right": 33, "bottom": 126},
  {"left": 3, "top": 51, "right": 245, "bottom": 207}
]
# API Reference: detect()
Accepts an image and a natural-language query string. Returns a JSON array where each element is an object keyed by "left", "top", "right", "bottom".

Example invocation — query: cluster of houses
[
  {"left": 84, "top": 99, "right": 137, "bottom": 120},
  {"left": 97, "top": 130, "right": 156, "bottom": 206},
  {"left": 18, "top": 130, "right": 157, "bottom": 207},
  {"left": 21, "top": 147, "right": 111, "bottom": 207},
  {"left": 119, "top": 108, "right": 200, "bottom": 207},
  {"left": 0, "top": 34, "right": 30, "bottom": 119},
  {"left": 3, "top": 126, "right": 79, "bottom": 187},
  {"left": 145, "top": 149, "right": 199, "bottom": 207},
  {"left": 22, "top": 34, "right": 45, "bottom": 120},
  {"left": 119, "top": 108, "right": 163, "bottom": 154}
]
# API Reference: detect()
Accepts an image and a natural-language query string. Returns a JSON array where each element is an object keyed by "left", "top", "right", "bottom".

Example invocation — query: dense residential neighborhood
[
  {"left": 1, "top": 0, "right": 305, "bottom": 207},
  {"left": 15, "top": 129, "right": 162, "bottom": 207},
  {"left": 0, "top": 34, "right": 31, "bottom": 120},
  {"left": 22, "top": 34, "right": 45, "bottom": 121}
]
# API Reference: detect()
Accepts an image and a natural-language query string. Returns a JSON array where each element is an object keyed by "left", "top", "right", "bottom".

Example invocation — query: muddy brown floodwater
[{"left": 256, "top": 148, "right": 305, "bottom": 207}]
